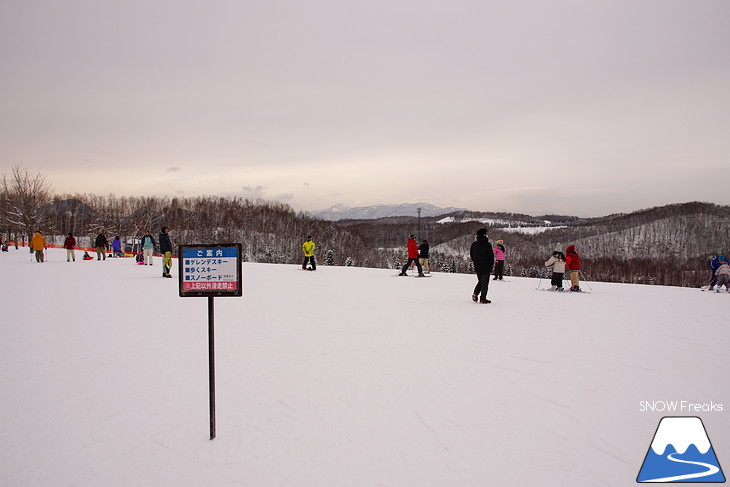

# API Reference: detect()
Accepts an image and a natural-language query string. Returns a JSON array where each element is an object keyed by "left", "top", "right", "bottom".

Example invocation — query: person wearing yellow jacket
[
  {"left": 30, "top": 231, "right": 47, "bottom": 263},
  {"left": 302, "top": 235, "right": 316, "bottom": 271}
]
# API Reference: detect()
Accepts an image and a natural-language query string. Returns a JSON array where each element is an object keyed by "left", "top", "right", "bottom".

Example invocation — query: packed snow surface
[{"left": 1, "top": 247, "right": 728, "bottom": 486}]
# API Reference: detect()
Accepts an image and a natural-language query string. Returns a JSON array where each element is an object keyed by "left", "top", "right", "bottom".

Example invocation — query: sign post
[{"left": 179, "top": 243, "right": 243, "bottom": 440}]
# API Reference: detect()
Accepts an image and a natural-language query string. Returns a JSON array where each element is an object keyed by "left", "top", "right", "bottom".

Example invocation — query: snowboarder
[
  {"left": 30, "top": 231, "right": 46, "bottom": 263},
  {"left": 715, "top": 256, "right": 730, "bottom": 292},
  {"left": 419, "top": 240, "right": 430, "bottom": 274},
  {"left": 64, "top": 233, "right": 76, "bottom": 262},
  {"left": 544, "top": 244, "right": 566, "bottom": 291},
  {"left": 493, "top": 239, "right": 506, "bottom": 281},
  {"left": 140, "top": 230, "right": 156, "bottom": 266},
  {"left": 94, "top": 232, "right": 108, "bottom": 260},
  {"left": 399, "top": 235, "right": 424, "bottom": 276},
  {"left": 302, "top": 235, "right": 316, "bottom": 270},
  {"left": 470, "top": 228, "right": 494, "bottom": 303},
  {"left": 159, "top": 226, "right": 173, "bottom": 278},
  {"left": 565, "top": 244, "right": 581, "bottom": 291}
]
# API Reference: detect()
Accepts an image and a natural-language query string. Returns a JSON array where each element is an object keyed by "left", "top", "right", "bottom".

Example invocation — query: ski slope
[{"left": 1, "top": 247, "right": 728, "bottom": 486}]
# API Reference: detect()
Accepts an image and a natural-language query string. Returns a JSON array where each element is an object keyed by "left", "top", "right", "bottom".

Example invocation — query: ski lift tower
[{"left": 417, "top": 207, "right": 422, "bottom": 241}]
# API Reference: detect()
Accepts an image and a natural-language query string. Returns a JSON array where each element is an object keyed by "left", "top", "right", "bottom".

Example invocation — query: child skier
[
  {"left": 544, "top": 244, "right": 566, "bottom": 291},
  {"left": 715, "top": 256, "right": 730, "bottom": 292},
  {"left": 565, "top": 244, "right": 581, "bottom": 292}
]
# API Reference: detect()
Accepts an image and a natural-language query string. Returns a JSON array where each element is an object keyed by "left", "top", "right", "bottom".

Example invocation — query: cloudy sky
[{"left": 1, "top": 0, "right": 728, "bottom": 217}]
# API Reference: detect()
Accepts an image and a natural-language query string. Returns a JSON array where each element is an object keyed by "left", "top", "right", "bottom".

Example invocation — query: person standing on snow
[
  {"left": 94, "top": 232, "right": 108, "bottom": 261},
  {"left": 302, "top": 235, "right": 317, "bottom": 270},
  {"left": 159, "top": 226, "right": 173, "bottom": 278},
  {"left": 64, "top": 233, "right": 76, "bottom": 262},
  {"left": 565, "top": 244, "right": 581, "bottom": 292},
  {"left": 399, "top": 235, "right": 424, "bottom": 276},
  {"left": 419, "top": 240, "right": 430, "bottom": 274},
  {"left": 140, "top": 230, "right": 156, "bottom": 266},
  {"left": 493, "top": 239, "right": 506, "bottom": 281},
  {"left": 470, "top": 228, "right": 494, "bottom": 303},
  {"left": 544, "top": 244, "right": 566, "bottom": 291},
  {"left": 714, "top": 256, "right": 730, "bottom": 292},
  {"left": 30, "top": 231, "right": 47, "bottom": 263}
]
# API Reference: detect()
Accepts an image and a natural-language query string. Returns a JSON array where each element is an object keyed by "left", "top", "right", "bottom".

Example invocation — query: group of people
[
  {"left": 457, "top": 229, "right": 584, "bottom": 303},
  {"left": 544, "top": 243, "right": 582, "bottom": 292},
  {"left": 24, "top": 227, "right": 175, "bottom": 278}
]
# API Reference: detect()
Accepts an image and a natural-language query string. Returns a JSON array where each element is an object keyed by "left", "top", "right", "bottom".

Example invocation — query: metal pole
[
  {"left": 208, "top": 296, "right": 216, "bottom": 440},
  {"left": 417, "top": 207, "right": 421, "bottom": 241}
]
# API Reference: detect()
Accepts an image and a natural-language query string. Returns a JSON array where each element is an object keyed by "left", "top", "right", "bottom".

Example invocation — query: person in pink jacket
[{"left": 493, "top": 239, "right": 506, "bottom": 281}]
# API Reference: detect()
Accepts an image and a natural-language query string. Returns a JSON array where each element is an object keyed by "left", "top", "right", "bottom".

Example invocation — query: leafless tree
[{"left": 1, "top": 164, "right": 53, "bottom": 245}]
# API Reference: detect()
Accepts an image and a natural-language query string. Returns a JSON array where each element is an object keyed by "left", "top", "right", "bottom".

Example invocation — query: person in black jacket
[
  {"left": 470, "top": 228, "right": 494, "bottom": 304},
  {"left": 159, "top": 226, "right": 173, "bottom": 278},
  {"left": 418, "top": 240, "right": 430, "bottom": 274}
]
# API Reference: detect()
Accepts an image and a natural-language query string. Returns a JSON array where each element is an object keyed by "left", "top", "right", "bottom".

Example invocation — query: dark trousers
[
  {"left": 401, "top": 258, "right": 423, "bottom": 275},
  {"left": 551, "top": 272, "right": 564, "bottom": 288},
  {"left": 473, "top": 273, "right": 490, "bottom": 298},
  {"left": 494, "top": 260, "right": 504, "bottom": 279},
  {"left": 303, "top": 256, "right": 316, "bottom": 270}
]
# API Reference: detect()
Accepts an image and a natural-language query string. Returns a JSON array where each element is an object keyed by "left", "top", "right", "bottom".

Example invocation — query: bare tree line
[{"left": 2, "top": 165, "right": 728, "bottom": 287}]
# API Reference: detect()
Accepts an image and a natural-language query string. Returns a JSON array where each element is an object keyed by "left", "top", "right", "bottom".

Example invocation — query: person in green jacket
[{"left": 302, "top": 235, "right": 316, "bottom": 270}]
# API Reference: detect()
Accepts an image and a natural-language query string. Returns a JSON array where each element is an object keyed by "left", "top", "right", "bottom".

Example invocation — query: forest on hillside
[{"left": 3, "top": 166, "right": 728, "bottom": 287}]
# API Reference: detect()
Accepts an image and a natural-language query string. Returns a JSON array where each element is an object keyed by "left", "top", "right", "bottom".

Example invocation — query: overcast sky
[{"left": 1, "top": 0, "right": 729, "bottom": 217}]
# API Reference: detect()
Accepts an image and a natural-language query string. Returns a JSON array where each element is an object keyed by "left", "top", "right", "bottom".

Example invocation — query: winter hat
[
  {"left": 554, "top": 243, "right": 563, "bottom": 252},
  {"left": 410, "top": 234, "right": 416, "bottom": 239},
  {"left": 496, "top": 240, "right": 504, "bottom": 245},
  {"left": 476, "top": 228, "right": 488, "bottom": 237}
]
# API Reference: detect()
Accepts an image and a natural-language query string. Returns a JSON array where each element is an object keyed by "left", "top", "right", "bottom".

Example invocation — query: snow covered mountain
[{"left": 310, "top": 202, "right": 468, "bottom": 221}]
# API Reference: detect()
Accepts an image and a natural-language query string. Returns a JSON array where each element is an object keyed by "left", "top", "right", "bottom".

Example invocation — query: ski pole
[{"left": 578, "top": 270, "right": 593, "bottom": 291}]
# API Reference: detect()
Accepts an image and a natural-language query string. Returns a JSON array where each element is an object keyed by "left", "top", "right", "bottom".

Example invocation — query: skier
[
  {"left": 30, "top": 231, "right": 47, "bottom": 263},
  {"left": 398, "top": 235, "right": 424, "bottom": 276},
  {"left": 64, "top": 233, "right": 76, "bottom": 262},
  {"left": 159, "top": 226, "right": 173, "bottom": 278},
  {"left": 302, "top": 235, "right": 316, "bottom": 270},
  {"left": 140, "top": 230, "right": 156, "bottom": 266},
  {"left": 470, "top": 228, "right": 494, "bottom": 303},
  {"left": 493, "top": 239, "right": 506, "bottom": 281},
  {"left": 565, "top": 244, "right": 581, "bottom": 291},
  {"left": 94, "top": 232, "right": 108, "bottom": 260},
  {"left": 544, "top": 244, "right": 566, "bottom": 291},
  {"left": 715, "top": 256, "right": 730, "bottom": 292},
  {"left": 419, "top": 240, "right": 430, "bottom": 274}
]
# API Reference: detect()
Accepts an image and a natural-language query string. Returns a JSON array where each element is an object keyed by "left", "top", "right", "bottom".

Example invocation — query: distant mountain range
[{"left": 311, "top": 203, "right": 469, "bottom": 221}]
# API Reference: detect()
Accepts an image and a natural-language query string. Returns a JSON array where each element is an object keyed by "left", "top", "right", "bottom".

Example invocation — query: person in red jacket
[
  {"left": 63, "top": 233, "right": 76, "bottom": 262},
  {"left": 565, "top": 244, "right": 581, "bottom": 292},
  {"left": 398, "top": 235, "right": 425, "bottom": 276}
]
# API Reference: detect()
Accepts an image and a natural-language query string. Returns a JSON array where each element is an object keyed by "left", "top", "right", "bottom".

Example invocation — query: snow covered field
[{"left": 1, "top": 247, "right": 728, "bottom": 486}]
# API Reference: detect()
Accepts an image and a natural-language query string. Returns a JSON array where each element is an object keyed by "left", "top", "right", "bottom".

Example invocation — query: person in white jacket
[{"left": 544, "top": 244, "right": 566, "bottom": 291}]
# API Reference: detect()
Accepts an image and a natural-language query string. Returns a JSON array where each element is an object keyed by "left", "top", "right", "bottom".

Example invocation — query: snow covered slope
[{"left": 1, "top": 248, "right": 728, "bottom": 486}]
